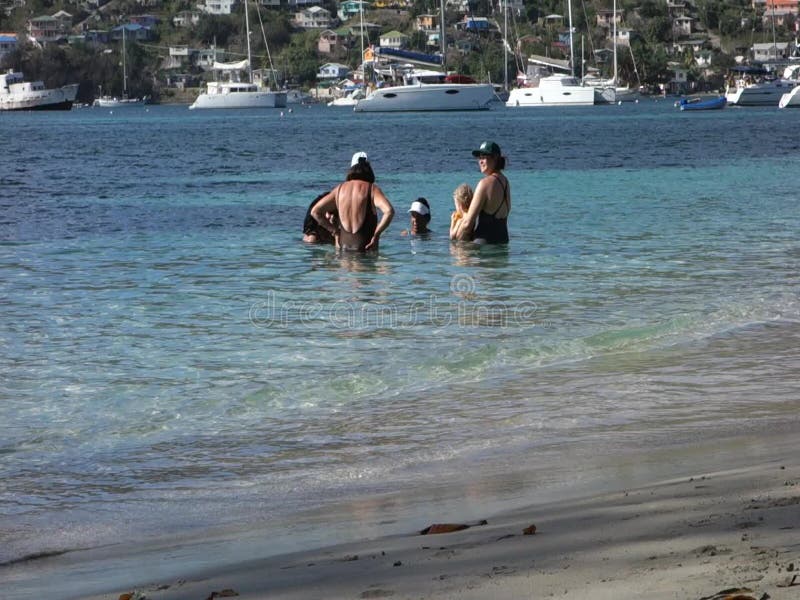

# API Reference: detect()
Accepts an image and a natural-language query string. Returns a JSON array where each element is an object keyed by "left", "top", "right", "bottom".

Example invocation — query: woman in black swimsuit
[
  {"left": 311, "top": 153, "right": 395, "bottom": 252},
  {"left": 302, "top": 191, "right": 335, "bottom": 244},
  {"left": 453, "top": 141, "right": 510, "bottom": 244}
]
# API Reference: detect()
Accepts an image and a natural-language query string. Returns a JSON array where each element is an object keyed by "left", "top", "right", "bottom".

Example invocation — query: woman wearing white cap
[
  {"left": 406, "top": 198, "right": 431, "bottom": 235},
  {"left": 453, "top": 141, "right": 510, "bottom": 244},
  {"left": 311, "top": 152, "right": 395, "bottom": 252}
]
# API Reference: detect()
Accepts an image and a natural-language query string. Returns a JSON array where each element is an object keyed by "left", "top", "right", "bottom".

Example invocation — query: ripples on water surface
[{"left": 1, "top": 104, "right": 799, "bottom": 594}]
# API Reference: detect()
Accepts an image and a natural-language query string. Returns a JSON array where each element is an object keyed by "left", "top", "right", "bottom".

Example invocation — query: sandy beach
[{"left": 84, "top": 455, "right": 799, "bottom": 600}]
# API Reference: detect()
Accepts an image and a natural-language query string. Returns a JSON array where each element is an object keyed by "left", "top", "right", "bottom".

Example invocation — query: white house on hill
[
  {"left": 198, "top": 0, "right": 238, "bottom": 15},
  {"left": 317, "top": 62, "right": 350, "bottom": 80},
  {"left": 294, "top": 6, "right": 331, "bottom": 29}
]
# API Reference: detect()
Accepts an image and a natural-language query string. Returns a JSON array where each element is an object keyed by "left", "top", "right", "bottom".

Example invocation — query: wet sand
[{"left": 86, "top": 453, "right": 799, "bottom": 600}]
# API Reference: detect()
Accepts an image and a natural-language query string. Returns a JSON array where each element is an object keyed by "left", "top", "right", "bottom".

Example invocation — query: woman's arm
[
  {"left": 310, "top": 188, "right": 338, "bottom": 236},
  {"left": 365, "top": 185, "right": 395, "bottom": 251}
]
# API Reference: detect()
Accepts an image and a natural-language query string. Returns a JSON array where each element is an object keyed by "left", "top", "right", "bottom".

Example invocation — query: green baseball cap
[{"left": 471, "top": 141, "right": 502, "bottom": 157}]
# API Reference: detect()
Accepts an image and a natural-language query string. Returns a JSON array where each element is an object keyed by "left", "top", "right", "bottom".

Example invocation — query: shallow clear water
[{"left": 1, "top": 102, "right": 799, "bottom": 597}]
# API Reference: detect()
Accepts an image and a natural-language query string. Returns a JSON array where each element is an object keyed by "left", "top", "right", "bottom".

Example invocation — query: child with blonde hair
[{"left": 449, "top": 183, "right": 473, "bottom": 239}]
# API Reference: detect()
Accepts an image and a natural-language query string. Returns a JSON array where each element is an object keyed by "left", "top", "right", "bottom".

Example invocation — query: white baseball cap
[
  {"left": 350, "top": 151, "right": 368, "bottom": 167},
  {"left": 408, "top": 200, "right": 430, "bottom": 216}
]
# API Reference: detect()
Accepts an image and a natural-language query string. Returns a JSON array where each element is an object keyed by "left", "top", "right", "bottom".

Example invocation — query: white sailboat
[
  {"left": 94, "top": 28, "right": 147, "bottom": 108},
  {"left": 189, "top": 1, "right": 286, "bottom": 110},
  {"left": 506, "top": 0, "right": 594, "bottom": 107},
  {"left": 353, "top": 0, "right": 495, "bottom": 112},
  {"left": 583, "top": 0, "right": 638, "bottom": 104}
]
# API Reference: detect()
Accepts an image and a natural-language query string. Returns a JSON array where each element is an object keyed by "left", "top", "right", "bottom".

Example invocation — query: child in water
[{"left": 449, "top": 183, "right": 473, "bottom": 240}]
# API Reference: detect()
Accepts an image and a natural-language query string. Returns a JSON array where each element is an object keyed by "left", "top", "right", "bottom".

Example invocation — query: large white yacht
[
  {"left": 352, "top": 1, "right": 496, "bottom": 113},
  {"left": 353, "top": 69, "right": 495, "bottom": 112},
  {"left": 0, "top": 70, "right": 78, "bottom": 111},
  {"left": 725, "top": 64, "right": 800, "bottom": 106}
]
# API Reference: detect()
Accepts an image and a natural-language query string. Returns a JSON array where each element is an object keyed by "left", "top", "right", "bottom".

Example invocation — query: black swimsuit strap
[{"left": 488, "top": 174, "right": 508, "bottom": 217}]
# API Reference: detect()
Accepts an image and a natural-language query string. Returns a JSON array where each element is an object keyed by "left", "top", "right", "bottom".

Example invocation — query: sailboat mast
[
  {"left": 245, "top": 1, "right": 253, "bottom": 83},
  {"left": 567, "top": 0, "right": 574, "bottom": 77},
  {"left": 612, "top": 0, "right": 617, "bottom": 84},
  {"left": 359, "top": 1, "right": 364, "bottom": 58},
  {"left": 359, "top": 0, "right": 364, "bottom": 82},
  {"left": 439, "top": 0, "right": 446, "bottom": 71},
  {"left": 503, "top": 0, "right": 508, "bottom": 90},
  {"left": 770, "top": 0, "right": 777, "bottom": 64},
  {"left": 122, "top": 27, "right": 128, "bottom": 97}
]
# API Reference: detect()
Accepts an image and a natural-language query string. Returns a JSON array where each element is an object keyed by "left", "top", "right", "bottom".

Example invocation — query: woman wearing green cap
[{"left": 452, "top": 141, "right": 510, "bottom": 244}]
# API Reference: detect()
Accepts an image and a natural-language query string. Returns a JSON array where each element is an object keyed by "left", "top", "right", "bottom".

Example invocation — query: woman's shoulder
[{"left": 490, "top": 172, "right": 509, "bottom": 191}]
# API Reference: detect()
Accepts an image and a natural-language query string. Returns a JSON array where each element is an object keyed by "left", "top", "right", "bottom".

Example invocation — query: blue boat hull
[{"left": 679, "top": 96, "right": 727, "bottom": 111}]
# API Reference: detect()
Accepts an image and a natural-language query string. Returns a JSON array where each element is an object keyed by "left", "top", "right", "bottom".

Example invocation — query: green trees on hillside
[
  {"left": 196, "top": 14, "right": 238, "bottom": 47},
  {"left": 693, "top": 0, "right": 753, "bottom": 34},
  {"left": 277, "top": 31, "right": 321, "bottom": 85}
]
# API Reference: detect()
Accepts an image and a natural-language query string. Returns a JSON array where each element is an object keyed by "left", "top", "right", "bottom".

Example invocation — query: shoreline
[
  {"left": 90, "top": 464, "right": 798, "bottom": 600},
  {"left": 62, "top": 436, "right": 797, "bottom": 600}
]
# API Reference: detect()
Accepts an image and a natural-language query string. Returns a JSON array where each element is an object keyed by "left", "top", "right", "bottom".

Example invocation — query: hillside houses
[
  {"left": 337, "top": 0, "right": 367, "bottom": 22},
  {"left": 318, "top": 29, "right": 350, "bottom": 57},
  {"left": 198, "top": 0, "right": 237, "bottom": 15},
  {"left": 753, "top": 41, "right": 791, "bottom": 61},
  {"left": 754, "top": 0, "right": 799, "bottom": 25},
  {"left": 595, "top": 9, "right": 622, "bottom": 29},
  {"left": 0, "top": 32, "right": 16, "bottom": 59},
  {"left": 379, "top": 30, "right": 407, "bottom": 49},
  {"left": 294, "top": 6, "right": 332, "bottom": 29},
  {"left": 110, "top": 23, "right": 155, "bottom": 41},
  {"left": 4, "top": 0, "right": 800, "bottom": 102},
  {"left": 317, "top": 61, "right": 350, "bottom": 79},
  {"left": 28, "top": 11, "right": 72, "bottom": 44},
  {"left": 173, "top": 10, "right": 202, "bottom": 28}
]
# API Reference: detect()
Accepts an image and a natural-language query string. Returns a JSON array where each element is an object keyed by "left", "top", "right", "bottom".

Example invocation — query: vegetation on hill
[{"left": 0, "top": 0, "right": 797, "bottom": 102}]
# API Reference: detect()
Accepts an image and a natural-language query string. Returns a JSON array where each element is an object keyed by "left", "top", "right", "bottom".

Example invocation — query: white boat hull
[
  {"left": 0, "top": 82, "right": 78, "bottom": 111},
  {"left": 778, "top": 84, "right": 800, "bottom": 108},
  {"left": 189, "top": 89, "right": 287, "bottom": 110},
  {"left": 94, "top": 96, "right": 146, "bottom": 108},
  {"left": 353, "top": 83, "right": 495, "bottom": 112},
  {"left": 725, "top": 79, "right": 795, "bottom": 106},
  {"left": 329, "top": 97, "right": 359, "bottom": 107},
  {"left": 507, "top": 76, "right": 595, "bottom": 107},
  {"left": 328, "top": 88, "right": 365, "bottom": 107}
]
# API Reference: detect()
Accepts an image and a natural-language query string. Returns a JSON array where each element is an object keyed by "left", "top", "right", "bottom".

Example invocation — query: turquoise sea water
[{"left": 1, "top": 102, "right": 800, "bottom": 598}]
